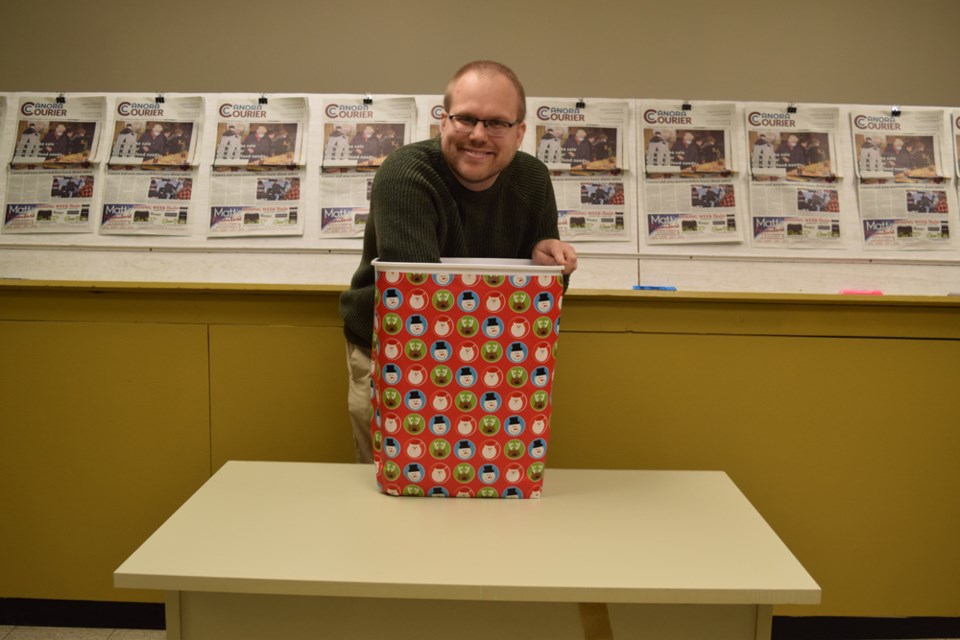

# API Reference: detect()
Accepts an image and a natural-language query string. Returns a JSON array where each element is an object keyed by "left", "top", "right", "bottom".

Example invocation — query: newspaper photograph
[
  {"left": 857, "top": 182, "right": 951, "bottom": 249},
  {"left": 850, "top": 109, "right": 945, "bottom": 182},
  {"left": 644, "top": 179, "right": 740, "bottom": 244},
  {"left": 641, "top": 102, "right": 735, "bottom": 176},
  {"left": 100, "top": 170, "right": 193, "bottom": 235},
  {"left": 2, "top": 170, "right": 94, "bottom": 233},
  {"left": 750, "top": 182, "right": 841, "bottom": 246},
  {"left": 11, "top": 96, "right": 105, "bottom": 166},
  {"left": 208, "top": 169, "right": 304, "bottom": 237},
  {"left": 318, "top": 172, "right": 372, "bottom": 237},
  {"left": 108, "top": 96, "right": 203, "bottom": 167},
  {"left": 321, "top": 97, "right": 416, "bottom": 169},
  {"left": 213, "top": 97, "right": 307, "bottom": 167},
  {"left": 551, "top": 175, "right": 630, "bottom": 240},
  {"left": 746, "top": 106, "right": 839, "bottom": 181},
  {"left": 530, "top": 100, "right": 628, "bottom": 172}
]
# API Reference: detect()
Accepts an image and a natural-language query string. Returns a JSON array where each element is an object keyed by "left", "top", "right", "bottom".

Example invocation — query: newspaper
[
  {"left": 644, "top": 179, "right": 739, "bottom": 243},
  {"left": 746, "top": 105, "right": 842, "bottom": 247},
  {"left": 10, "top": 95, "right": 105, "bottom": 166},
  {"left": 212, "top": 97, "right": 306, "bottom": 167},
  {"left": 553, "top": 175, "right": 630, "bottom": 240},
  {"left": 321, "top": 97, "right": 416, "bottom": 169},
  {"left": 100, "top": 170, "right": 193, "bottom": 234},
  {"left": 100, "top": 96, "right": 203, "bottom": 236},
  {"left": 4, "top": 95, "right": 105, "bottom": 234},
  {"left": 207, "top": 97, "right": 308, "bottom": 237},
  {"left": 107, "top": 96, "right": 202, "bottom": 167},
  {"left": 318, "top": 172, "right": 371, "bottom": 236},
  {"left": 2, "top": 170, "right": 94, "bottom": 233},
  {"left": 747, "top": 106, "right": 839, "bottom": 181},
  {"left": 641, "top": 102, "right": 735, "bottom": 176},
  {"left": 208, "top": 170, "right": 304, "bottom": 237},
  {"left": 852, "top": 109, "right": 951, "bottom": 249},
  {"left": 529, "top": 100, "right": 628, "bottom": 172},
  {"left": 750, "top": 182, "right": 841, "bottom": 245},
  {"left": 640, "top": 102, "right": 740, "bottom": 244},
  {"left": 318, "top": 97, "right": 417, "bottom": 237}
]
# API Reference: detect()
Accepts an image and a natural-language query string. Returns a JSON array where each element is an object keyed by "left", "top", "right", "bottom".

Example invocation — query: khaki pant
[{"left": 345, "top": 341, "right": 374, "bottom": 463}]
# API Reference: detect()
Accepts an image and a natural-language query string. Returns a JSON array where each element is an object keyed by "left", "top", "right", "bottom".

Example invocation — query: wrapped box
[{"left": 371, "top": 258, "right": 564, "bottom": 498}]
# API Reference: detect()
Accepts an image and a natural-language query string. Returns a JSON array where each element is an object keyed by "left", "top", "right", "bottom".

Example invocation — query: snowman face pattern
[{"left": 372, "top": 266, "right": 563, "bottom": 498}]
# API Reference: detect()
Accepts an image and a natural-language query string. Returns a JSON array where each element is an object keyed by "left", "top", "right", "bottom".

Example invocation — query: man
[
  {"left": 671, "top": 131, "right": 700, "bottom": 169},
  {"left": 351, "top": 125, "right": 380, "bottom": 162},
  {"left": 40, "top": 123, "right": 69, "bottom": 159},
  {"left": 338, "top": 60, "right": 577, "bottom": 463},
  {"left": 776, "top": 134, "right": 806, "bottom": 173},
  {"left": 242, "top": 125, "right": 272, "bottom": 161},
  {"left": 570, "top": 128, "right": 593, "bottom": 167},
  {"left": 138, "top": 123, "right": 166, "bottom": 161},
  {"left": 592, "top": 131, "right": 614, "bottom": 162}
]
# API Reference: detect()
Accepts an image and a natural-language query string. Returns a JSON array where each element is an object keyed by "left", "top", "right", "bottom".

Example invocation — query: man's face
[
  {"left": 364, "top": 126, "right": 374, "bottom": 138},
  {"left": 257, "top": 126, "right": 267, "bottom": 138},
  {"left": 788, "top": 135, "right": 798, "bottom": 148},
  {"left": 153, "top": 124, "right": 163, "bottom": 136},
  {"left": 55, "top": 125, "right": 65, "bottom": 137},
  {"left": 440, "top": 71, "right": 525, "bottom": 192},
  {"left": 683, "top": 133, "right": 694, "bottom": 145},
  {"left": 894, "top": 139, "right": 903, "bottom": 152}
]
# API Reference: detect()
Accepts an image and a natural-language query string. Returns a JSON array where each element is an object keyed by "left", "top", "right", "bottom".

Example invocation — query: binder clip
[
  {"left": 786, "top": 103, "right": 797, "bottom": 114},
  {"left": 154, "top": 92, "right": 165, "bottom": 104},
  {"left": 891, "top": 105, "right": 901, "bottom": 117},
  {"left": 56, "top": 92, "right": 66, "bottom": 104},
  {"left": 681, "top": 99, "right": 691, "bottom": 111},
  {"left": 363, "top": 93, "right": 373, "bottom": 105},
  {"left": 259, "top": 93, "right": 268, "bottom": 105},
  {"left": 575, "top": 98, "right": 586, "bottom": 109}
]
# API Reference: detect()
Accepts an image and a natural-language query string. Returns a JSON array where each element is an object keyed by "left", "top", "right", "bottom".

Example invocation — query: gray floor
[{"left": 0, "top": 628, "right": 164, "bottom": 640}]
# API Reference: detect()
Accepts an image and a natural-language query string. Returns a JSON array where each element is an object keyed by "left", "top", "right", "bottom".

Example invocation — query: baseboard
[
  {"left": 773, "top": 615, "right": 960, "bottom": 639},
  {"left": 0, "top": 598, "right": 165, "bottom": 630},
  {"left": 1, "top": 599, "right": 958, "bottom": 638}
]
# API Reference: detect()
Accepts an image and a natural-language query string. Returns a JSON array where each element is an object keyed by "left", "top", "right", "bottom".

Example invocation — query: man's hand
[{"left": 532, "top": 238, "right": 578, "bottom": 275}]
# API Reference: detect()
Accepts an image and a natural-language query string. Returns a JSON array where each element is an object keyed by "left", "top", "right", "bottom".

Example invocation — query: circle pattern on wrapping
[{"left": 371, "top": 268, "right": 563, "bottom": 499}]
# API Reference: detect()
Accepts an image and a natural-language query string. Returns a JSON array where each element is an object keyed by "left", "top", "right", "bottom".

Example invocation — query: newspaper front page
[
  {"left": 531, "top": 99, "right": 632, "bottom": 242},
  {"left": 746, "top": 105, "right": 842, "bottom": 247},
  {"left": 4, "top": 96, "right": 105, "bottom": 234},
  {"left": 641, "top": 101, "right": 741, "bottom": 244},
  {"left": 318, "top": 97, "right": 417, "bottom": 238},
  {"left": 101, "top": 96, "right": 203, "bottom": 235},
  {"left": 851, "top": 109, "right": 952, "bottom": 249},
  {"left": 208, "top": 97, "right": 308, "bottom": 237}
]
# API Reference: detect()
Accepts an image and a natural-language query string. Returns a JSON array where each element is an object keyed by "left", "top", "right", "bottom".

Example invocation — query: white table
[{"left": 115, "top": 461, "right": 820, "bottom": 640}]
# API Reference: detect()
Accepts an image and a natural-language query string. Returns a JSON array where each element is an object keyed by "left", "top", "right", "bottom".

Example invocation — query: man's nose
[{"left": 467, "top": 121, "right": 490, "bottom": 141}]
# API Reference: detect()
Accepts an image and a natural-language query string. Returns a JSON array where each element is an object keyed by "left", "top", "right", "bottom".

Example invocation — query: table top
[{"left": 114, "top": 461, "right": 820, "bottom": 605}]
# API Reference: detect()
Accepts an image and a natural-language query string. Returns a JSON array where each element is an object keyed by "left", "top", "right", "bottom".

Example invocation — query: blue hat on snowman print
[
  {"left": 404, "top": 462, "right": 425, "bottom": 482},
  {"left": 405, "top": 314, "right": 427, "bottom": 336},
  {"left": 531, "top": 366, "right": 550, "bottom": 388}
]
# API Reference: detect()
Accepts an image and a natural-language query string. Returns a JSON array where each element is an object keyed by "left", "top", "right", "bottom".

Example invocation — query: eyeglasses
[{"left": 447, "top": 113, "right": 522, "bottom": 137}]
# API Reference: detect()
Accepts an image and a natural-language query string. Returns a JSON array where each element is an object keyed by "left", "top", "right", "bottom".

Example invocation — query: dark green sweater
[{"left": 339, "top": 137, "right": 561, "bottom": 348}]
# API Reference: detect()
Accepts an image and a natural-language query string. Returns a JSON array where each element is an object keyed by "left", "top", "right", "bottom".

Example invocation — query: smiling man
[{"left": 338, "top": 60, "right": 577, "bottom": 463}]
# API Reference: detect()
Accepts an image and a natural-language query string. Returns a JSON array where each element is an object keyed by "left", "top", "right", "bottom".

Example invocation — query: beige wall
[{"left": 2, "top": 0, "right": 960, "bottom": 107}]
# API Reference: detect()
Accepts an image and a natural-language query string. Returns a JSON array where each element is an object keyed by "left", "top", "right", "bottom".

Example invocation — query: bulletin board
[{"left": 1, "top": 91, "right": 958, "bottom": 295}]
